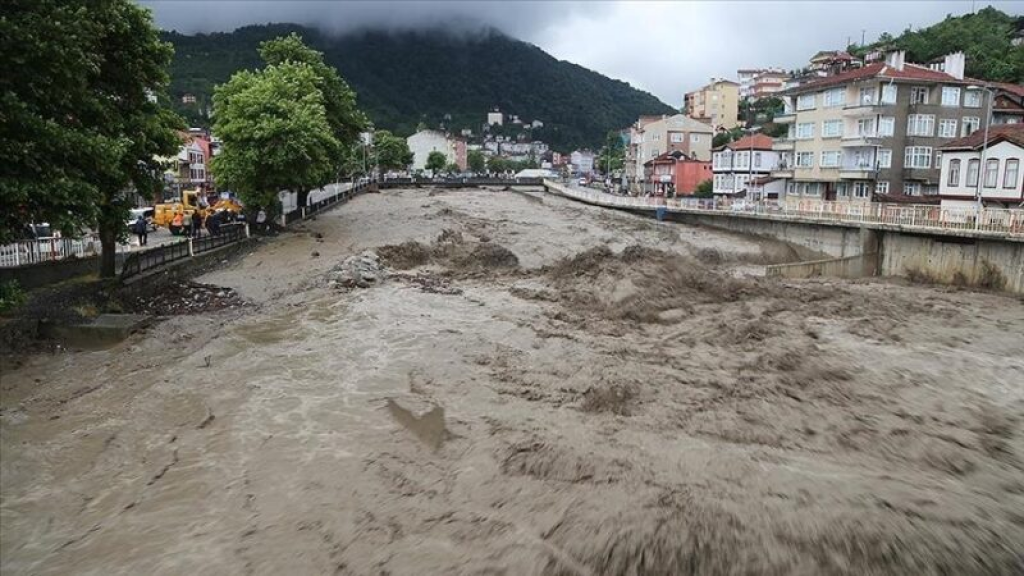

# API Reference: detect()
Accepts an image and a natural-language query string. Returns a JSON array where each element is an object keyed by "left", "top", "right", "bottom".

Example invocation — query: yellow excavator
[{"left": 153, "top": 189, "right": 243, "bottom": 235}]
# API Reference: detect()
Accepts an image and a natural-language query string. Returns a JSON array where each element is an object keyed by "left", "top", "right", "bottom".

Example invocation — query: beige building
[
  {"left": 684, "top": 79, "right": 740, "bottom": 130},
  {"left": 771, "top": 51, "right": 982, "bottom": 203},
  {"left": 626, "top": 114, "right": 714, "bottom": 188}
]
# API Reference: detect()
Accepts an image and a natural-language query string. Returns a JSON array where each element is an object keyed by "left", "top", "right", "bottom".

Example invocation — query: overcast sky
[{"left": 144, "top": 1, "right": 1023, "bottom": 106}]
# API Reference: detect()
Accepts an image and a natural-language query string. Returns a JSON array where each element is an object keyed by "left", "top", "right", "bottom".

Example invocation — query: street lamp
[{"left": 967, "top": 85, "right": 994, "bottom": 215}]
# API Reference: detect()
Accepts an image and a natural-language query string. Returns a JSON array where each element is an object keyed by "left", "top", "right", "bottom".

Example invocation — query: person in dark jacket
[
  {"left": 134, "top": 215, "right": 148, "bottom": 246},
  {"left": 191, "top": 211, "right": 203, "bottom": 238}
]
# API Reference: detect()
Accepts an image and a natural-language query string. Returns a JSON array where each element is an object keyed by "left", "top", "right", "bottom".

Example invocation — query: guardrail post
[
  {"left": 188, "top": 238, "right": 194, "bottom": 257},
  {"left": 245, "top": 223, "right": 250, "bottom": 238},
  {"left": 301, "top": 206, "right": 306, "bottom": 219}
]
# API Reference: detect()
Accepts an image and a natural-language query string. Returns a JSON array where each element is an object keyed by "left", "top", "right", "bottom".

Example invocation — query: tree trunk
[
  {"left": 99, "top": 219, "right": 117, "bottom": 278},
  {"left": 296, "top": 188, "right": 310, "bottom": 211}
]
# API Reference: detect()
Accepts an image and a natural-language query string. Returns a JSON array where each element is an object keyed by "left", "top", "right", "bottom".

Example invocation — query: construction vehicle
[{"left": 153, "top": 189, "right": 243, "bottom": 235}]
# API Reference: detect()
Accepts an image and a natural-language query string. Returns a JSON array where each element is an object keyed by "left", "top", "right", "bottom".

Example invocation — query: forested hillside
[
  {"left": 163, "top": 24, "right": 675, "bottom": 151},
  {"left": 851, "top": 7, "right": 1024, "bottom": 82}
]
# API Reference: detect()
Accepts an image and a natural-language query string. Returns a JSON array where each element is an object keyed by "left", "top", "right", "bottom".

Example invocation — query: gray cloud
[{"left": 143, "top": 1, "right": 1024, "bottom": 105}]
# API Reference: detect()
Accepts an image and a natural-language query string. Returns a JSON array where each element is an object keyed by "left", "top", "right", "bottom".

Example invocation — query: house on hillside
[
  {"left": 938, "top": 123, "right": 1024, "bottom": 209},
  {"left": 684, "top": 79, "right": 740, "bottom": 129}
]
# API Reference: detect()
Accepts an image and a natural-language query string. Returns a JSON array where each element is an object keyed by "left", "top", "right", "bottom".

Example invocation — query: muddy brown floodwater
[{"left": 2, "top": 187, "right": 1024, "bottom": 575}]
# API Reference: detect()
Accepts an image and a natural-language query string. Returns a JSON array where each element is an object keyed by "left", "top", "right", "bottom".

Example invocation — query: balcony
[
  {"left": 772, "top": 138, "right": 795, "bottom": 151},
  {"left": 839, "top": 163, "right": 877, "bottom": 179},
  {"left": 842, "top": 101, "right": 895, "bottom": 117},
  {"left": 840, "top": 133, "right": 883, "bottom": 147},
  {"left": 771, "top": 162, "right": 794, "bottom": 178},
  {"left": 773, "top": 111, "right": 796, "bottom": 124}
]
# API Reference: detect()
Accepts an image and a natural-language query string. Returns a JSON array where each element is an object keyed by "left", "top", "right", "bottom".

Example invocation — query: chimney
[
  {"left": 885, "top": 50, "right": 906, "bottom": 71},
  {"left": 943, "top": 51, "right": 965, "bottom": 80}
]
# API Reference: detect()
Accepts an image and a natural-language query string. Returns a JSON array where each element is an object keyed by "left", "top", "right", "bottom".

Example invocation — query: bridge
[{"left": 543, "top": 180, "right": 1024, "bottom": 294}]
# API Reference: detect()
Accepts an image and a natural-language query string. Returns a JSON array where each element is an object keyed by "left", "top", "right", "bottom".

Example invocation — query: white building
[
  {"left": 938, "top": 124, "right": 1024, "bottom": 209},
  {"left": 712, "top": 134, "right": 782, "bottom": 198},
  {"left": 570, "top": 150, "right": 596, "bottom": 175},
  {"left": 487, "top": 109, "right": 503, "bottom": 126},
  {"left": 407, "top": 130, "right": 454, "bottom": 171}
]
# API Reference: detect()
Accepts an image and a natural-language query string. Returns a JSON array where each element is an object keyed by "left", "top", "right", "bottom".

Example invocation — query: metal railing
[
  {"left": 119, "top": 238, "right": 191, "bottom": 280},
  {"left": 545, "top": 180, "right": 1024, "bottom": 238},
  {"left": 0, "top": 236, "right": 101, "bottom": 268}
]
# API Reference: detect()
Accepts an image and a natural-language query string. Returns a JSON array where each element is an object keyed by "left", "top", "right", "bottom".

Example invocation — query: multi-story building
[
  {"left": 408, "top": 129, "right": 457, "bottom": 171},
  {"left": 486, "top": 109, "right": 503, "bottom": 126},
  {"left": 738, "top": 68, "right": 787, "bottom": 100},
  {"left": 627, "top": 114, "right": 715, "bottom": 188},
  {"left": 642, "top": 152, "right": 711, "bottom": 196},
  {"left": 771, "top": 50, "right": 984, "bottom": 203},
  {"left": 711, "top": 134, "right": 782, "bottom": 198},
  {"left": 990, "top": 83, "right": 1024, "bottom": 125},
  {"left": 570, "top": 150, "right": 596, "bottom": 176},
  {"left": 684, "top": 79, "right": 740, "bottom": 129},
  {"left": 938, "top": 123, "right": 1024, "bottom": 209}
]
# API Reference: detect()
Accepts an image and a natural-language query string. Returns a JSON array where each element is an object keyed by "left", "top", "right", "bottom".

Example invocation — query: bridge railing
[
  {"left": 0, "top": 236, "right": 102, "bottom": 268},
  {"left": 545, "top": 180, "right": 1024, "bottom": 238}
]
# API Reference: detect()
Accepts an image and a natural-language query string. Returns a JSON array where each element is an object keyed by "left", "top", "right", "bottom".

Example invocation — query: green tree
[
  {"left": 0, "top": 0, "right": 183, "bottom": 277},
  {"left": 487, "top": 156, "right": 508, "bottom": 173},
  {"left": 425, "top": 151, "right": 447, "bottom": 172},
  {"left": 212, "top": 62, "right": 339, "bottom": 213},
  {"left": 373, "top": 130, "right": 413, "bottom": 176},
  {"left": 467, "top": 150, "right": 486, "bottom": 173},
  {"left": 257, "top": 34, "right": 366, "bottom": 206},
  {"left": 693, "top": 179, "right": 714, "bottom": 198},
  {"left": 596, "top": 131, "right": 625, "bottom": 174}
]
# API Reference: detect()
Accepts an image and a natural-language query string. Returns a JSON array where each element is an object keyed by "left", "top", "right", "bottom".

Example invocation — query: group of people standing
[{"left": 131, "top": 207, "right": 271, "bottom": 247}]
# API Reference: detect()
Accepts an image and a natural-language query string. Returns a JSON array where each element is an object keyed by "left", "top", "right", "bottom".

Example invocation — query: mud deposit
[{"left": 2, "top": 187, "right": 1023, "bottom": 575}]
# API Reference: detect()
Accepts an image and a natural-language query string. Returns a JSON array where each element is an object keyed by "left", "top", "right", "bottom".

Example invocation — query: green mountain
[
  {"left": 162, "top": 24, "right": 675, "bottom": 151},
  {"left": 850, "top": 7, "right": 1024, "bottom": 82}
]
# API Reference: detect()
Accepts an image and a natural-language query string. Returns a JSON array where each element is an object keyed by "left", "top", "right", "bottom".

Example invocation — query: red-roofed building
[
  {"left": 643, "top": 151, "right": 711, "bottom": 197},
  {"left": 770, "top": 50, "right": 996, "bottom": 204},
  {"left": 938, "top": 124, "right": 1024, "bottom": 208},
  {"left": 712, "top": 134, "right": 784, "bottom": 198}
]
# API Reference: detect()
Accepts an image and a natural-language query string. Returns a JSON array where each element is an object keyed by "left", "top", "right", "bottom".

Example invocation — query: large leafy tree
[
  {"left": 596, "top": 131, "right": 625, "bottom": 174},
  {"left": 212, "top": 62, "right": 339, "bottom": 212},
  {"left": 373, "top": 130, "right": 413, "bottom": 177},
  {"left": 425, "top": 151, "right": 448, "bottom": 173},
  {"left": 1, "top": 0, "right": 183, "bottom": 277},
  {"left": 467, "top": 150, "right": 486, "bottom": 173}
]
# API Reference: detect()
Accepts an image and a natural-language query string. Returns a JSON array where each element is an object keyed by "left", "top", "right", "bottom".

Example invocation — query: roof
[
  {"left": 723, "top": 134, "right": 775, "bottom": 151},
  {"left": 786, "top": 61, "right": 970, "bottom": 94},
  {"left": 939, "top": 123, "right": 1024, "bottom": 151},
  {"left": 991, "top": 82, "right": 1024, "bottom": 99}
]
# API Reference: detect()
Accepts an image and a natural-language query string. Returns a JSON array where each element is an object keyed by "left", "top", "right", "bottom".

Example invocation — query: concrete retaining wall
[
  {"left": 766, "top": 253, "right": 878, "bottom": 280},
  {"left": 0, "top": 256, "right": 100, "bottom": 290},
  {"left": 665, "top": 212, "right": 869, "bottom": 259},
  {"left": 880, "top": 233, "right": 1024, "bottom": 293}
]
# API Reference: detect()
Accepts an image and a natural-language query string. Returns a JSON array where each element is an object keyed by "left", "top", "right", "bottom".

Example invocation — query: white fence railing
[
  {"left": 545, "top": 181, "right": 1024, "bottom": 238},
  {"left": 0, "top": 236, "right": 102, "bottom": 268}
]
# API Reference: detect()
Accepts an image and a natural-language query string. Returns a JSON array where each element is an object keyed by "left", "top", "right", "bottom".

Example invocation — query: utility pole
[{"left": 861, "top": 29, "right": 866, "bottom": 47}]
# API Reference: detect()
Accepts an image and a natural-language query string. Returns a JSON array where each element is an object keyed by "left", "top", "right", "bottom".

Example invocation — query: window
[
  {"left": 903, "top": 182, "right": 921, "bottom": 195},
  {"left": 910, "top": 86, "right": 929, "bottom": 104},
  {"left": 797, "top": 93, "right": 816, "bottom": 110},
  {"left": 875, "top": 181, "right": 889, "bottom": 195},
  {"left": 881, "top": 84, "right": 897, "bottom": 104},
  {"left": 795, "top": 151, "right": 814, "bottom": 167},
  {"left": 837, "top": 182, "right": 850, "bottom": 197},
  {"left": 877, "top": 149, "right": 892, "bottom": 168},
  {"left": 962, "top": 117, "right": 980, "bottom": 136},
  {"left": 670, "top": 133, "right": 683, "bottom": 143},
  {"left": 853, "top": 182, "right": 871, "bottom": 198},
  {"left": 820, "top": 151, "right": 841, "bottom": 167},
  {"left": 934, "top": 150, "right": 942, "bottom": 169},
  {"left": 653, "top": 134, "right": 660, "bottom": 141},
  {"left": 948, "top": 159, "right": 961, "bottom": 186},
  {"left": 904, "top": 146, "right": 933, "bottom": 169},
  {"left": 859, "top": 87, "right": 876, "bottom": 105},
  {"left": 984, "top": 159, "right": 999, "bottom": 188},
  {"left": 966, "top": 159, "right": 980, "bottom": 187},
  {"left": 941, "top": 87, "right": 960, "bottom": 107},
  {"left": 795, "top": 122, "right": 815, "bottom": 139},
  {"left": 736, "top": 151, "right": 749, "bottom": 168},
  {"left": 856, "top": 118, "right": 875, "bottom": 136},
  {"left": 823, "top": 88, "right": 846, "bottom": 108},
  {"left": 1005, "top": 159, "right": 1020, "bottom": 188},
  {"left": 964, "top": 90, "right": 982, "bottom": 108},
  {"left": 938, "top": 119, "right": 958, "bottom": 138},
  {"left": 878, "top": 116, "right": 895, "bottom": 136},
  {"left": 691, "top": 134, "right": 702, "bottom": 143},
  {"left": 907, "top": 114, "right": 935, "bottom": 136},
  {"left": 754, "top": 152, "right": 762, "bottom": 168},
  {"left": 822, "top": 120, "right": 842, "bottom": 137}
]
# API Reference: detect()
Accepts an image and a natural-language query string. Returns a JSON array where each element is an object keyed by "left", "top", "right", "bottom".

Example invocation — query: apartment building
[
  {"left": 990, "top": 82, "right": 1024, "bottom": 125},
  {"left": 626, "top": 114, "right": 714, "bottom": 187},
  {"left": 684, "top": 79, "right": 740, "bottom": 129},
  {"left": 771, "top": 51, "right": 984, "bottom": 202},
  {"left": 738, "top": 68, "right": 788, "bottom": 100},
  {"left": 408, "top": 129, "right": 457, "bottom": 171},
  {"left": 711, "top": 134, "right": 781, "bottom": 197},
  {"left": 938, "top": 123, "right": 1024, "bottom": 209}
]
